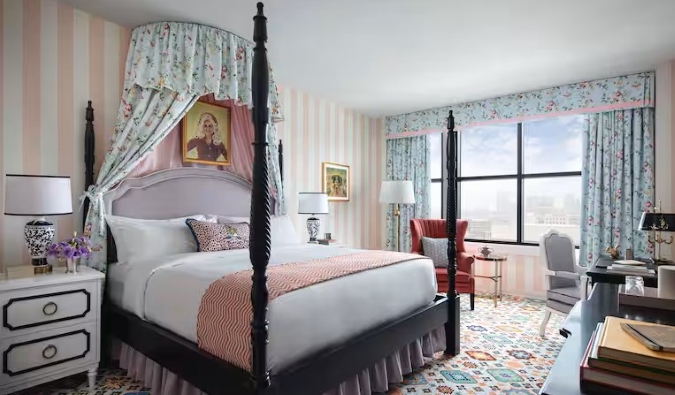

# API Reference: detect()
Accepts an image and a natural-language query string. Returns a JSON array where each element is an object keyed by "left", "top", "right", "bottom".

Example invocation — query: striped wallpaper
[
  {"left": 0, "top": 0, "right": 546, "bottom": 300},
  {"left": 0, "top": 0, "right": 130, "bottom": 267},
  {"left": 276, "top": 87, "right": 386, "bottom": 250},
  {"left": 466, "top": 245, "right": 547, "bottom": 300}
]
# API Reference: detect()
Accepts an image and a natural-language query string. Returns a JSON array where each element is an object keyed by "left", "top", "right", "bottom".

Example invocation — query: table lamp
[
  {"left": 298, "top": 192, "right": 329, "bottom": 243},
  {"left": 380, "top": 180, "right": 415, "bottom": 252},
  {"left": 639, "top": 209, "right": 675, "bottom": 264},
  {"left": 4, "top": 175, "right": 73, "bottom": 273}
]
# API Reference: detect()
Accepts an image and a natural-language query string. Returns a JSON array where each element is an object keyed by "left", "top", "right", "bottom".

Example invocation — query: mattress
[{"left": 107, "top": 244, "right": 437, "bottom": 372}]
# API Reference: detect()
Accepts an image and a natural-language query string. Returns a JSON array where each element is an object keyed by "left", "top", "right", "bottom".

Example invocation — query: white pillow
[
  {"left": 214, "top": 215, "right": 300, "bottom": 247},
  {"left": 271, "top": 215, "right": 301, "bottom": 246},
  {"left": 105, "top": 214, "right": 207, "bottom": 263},
  {"left": 216, "top": 216, "right": 250, "bottom": 224}
]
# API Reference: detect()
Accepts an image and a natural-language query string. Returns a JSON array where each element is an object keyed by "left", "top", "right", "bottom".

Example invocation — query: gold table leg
[
  {"left": 493, "top": 260, "right": 499, "bottom": 307},
  {"left": 474, "top": 256, "right": 506, "bottom": 308}
]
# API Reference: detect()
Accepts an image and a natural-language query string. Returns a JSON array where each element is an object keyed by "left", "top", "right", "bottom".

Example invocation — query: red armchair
[{"left": 410, "top": 219, "right": 475, "bottom": 310}]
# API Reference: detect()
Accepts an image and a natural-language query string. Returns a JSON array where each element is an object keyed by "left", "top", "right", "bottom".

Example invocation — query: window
[
  {"left": 429, "top": 115, "right": 583, "bottom": 245},
  {"left": 429, "top": 133, "right": 443, "bottom": 219}
]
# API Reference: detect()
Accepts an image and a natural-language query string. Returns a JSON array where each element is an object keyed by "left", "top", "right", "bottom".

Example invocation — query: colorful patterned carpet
[{"left": 27, "top": 296, "right": 564, "bottom": 395}]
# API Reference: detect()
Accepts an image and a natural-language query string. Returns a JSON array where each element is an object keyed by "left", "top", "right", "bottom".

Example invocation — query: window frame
[{"left": 431, "top": 122, "right": 582, "bottom": 246}]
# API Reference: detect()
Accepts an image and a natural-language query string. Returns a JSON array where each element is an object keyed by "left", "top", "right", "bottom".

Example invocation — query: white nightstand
[{"left": 0, "top": 266, "right": 104, "bottom": 394}]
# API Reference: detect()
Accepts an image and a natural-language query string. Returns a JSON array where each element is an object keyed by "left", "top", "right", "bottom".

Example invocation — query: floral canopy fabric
[
  {"left": 128, "top": 22, "right": 283, "bottom": 114},
  {"left": 83, "top": 22, "right": 284, "bottom": 270}
]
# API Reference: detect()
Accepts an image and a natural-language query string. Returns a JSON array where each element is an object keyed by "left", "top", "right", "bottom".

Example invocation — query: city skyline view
[{"left": 430, "top": 114, "right": 584, "bottom": 244}]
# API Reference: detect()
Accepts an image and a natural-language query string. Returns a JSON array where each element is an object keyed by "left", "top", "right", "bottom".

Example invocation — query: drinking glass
[{"left": 625, "top": 275, "right": 645, "bottom": 296}]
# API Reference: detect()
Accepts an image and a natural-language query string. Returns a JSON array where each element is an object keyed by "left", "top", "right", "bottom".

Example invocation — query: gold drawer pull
[
  {"left": 42, "top": 345, "right": 57, "bottom": 359},
  {"left": 42, "top": 302, "right": 58, "bottom": 316}
]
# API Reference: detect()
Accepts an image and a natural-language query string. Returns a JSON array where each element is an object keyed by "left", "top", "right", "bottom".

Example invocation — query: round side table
[{"left": 473, "top": 254, "right": 507, "bottom": 307}]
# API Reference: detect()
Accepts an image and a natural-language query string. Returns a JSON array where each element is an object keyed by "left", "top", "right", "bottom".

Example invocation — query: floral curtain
[
  {"left": 83, "top": 22, "right": 285, "bottom": 270},
  {"left": 386, "top": 71, "right": 654, "bottom": 137},
  {"left": 385, "top": 136, "right": 430, "bottom": 252},
  {"left": 579, "top": 108, "right": 655, "bottom": 267},
  {"left": 83, "top": 87, "right": 199, "bottom": 269},
  {"left": 127, "top": 22, "right": 285, "bottom": 214},
  {"left": 268, "top": 126, "right": 285, "bottom": 214}
]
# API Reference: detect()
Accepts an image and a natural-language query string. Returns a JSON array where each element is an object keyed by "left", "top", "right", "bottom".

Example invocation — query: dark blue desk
[
  {"left": 585, "top": 256, "right": 657, "bottom": 288},
  {"left": 539, "top": 282, "right": 675, "bottom": 395}
]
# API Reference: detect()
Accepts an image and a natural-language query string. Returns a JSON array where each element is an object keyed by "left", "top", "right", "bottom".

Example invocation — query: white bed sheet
[{"left": 107, "top": 244, "right": 437, "bottom": 372}]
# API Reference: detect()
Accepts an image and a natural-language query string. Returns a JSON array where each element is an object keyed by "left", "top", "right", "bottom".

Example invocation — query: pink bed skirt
[{"left": 119, "top": 327, "right": 446, "bottom": 395}]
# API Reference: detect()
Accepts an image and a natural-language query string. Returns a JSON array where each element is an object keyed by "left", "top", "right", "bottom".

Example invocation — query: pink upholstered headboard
[{"left": 102, "top": 167, "right": 266, "bottom": 262}]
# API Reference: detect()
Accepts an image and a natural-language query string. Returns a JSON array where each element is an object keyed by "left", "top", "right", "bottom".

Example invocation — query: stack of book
[
  {"left": 580, "top": 316, "right": 675, "bottom": 394},
  {"left": 606, "top": 262, "right": 655, "bottom": 275}
]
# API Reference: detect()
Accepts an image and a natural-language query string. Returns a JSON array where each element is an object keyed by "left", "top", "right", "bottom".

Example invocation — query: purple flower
[
  {"left": 78, "top": 247, "right": 90, "bottom": 257},
  {"left": 48, "top": 235, "right": 93, "bottom": 259},
  {"left": 62, "top": 246, "right": 75, "bottom": 259}
]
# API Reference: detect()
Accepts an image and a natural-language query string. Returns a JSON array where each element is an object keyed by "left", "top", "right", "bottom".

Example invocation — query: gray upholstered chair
[{"left": 539, "top": 229, "right": 589, "bottom": 337}]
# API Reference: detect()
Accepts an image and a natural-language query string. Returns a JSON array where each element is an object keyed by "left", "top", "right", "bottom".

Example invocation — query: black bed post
[
  {"left": 279, "top": 139, "right": 284, "bottom": 184},
  {"left": 250, "top": 2, "right": 272, "bottom": 394},
  {"left": 445, "top": 110, "right": 460, "bottom": 355},
  {"left": 83, "top": 100, "right": 95, "bottom": 230}
]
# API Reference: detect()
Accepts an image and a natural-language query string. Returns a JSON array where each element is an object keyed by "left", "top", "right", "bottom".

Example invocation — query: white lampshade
[
  {"left": 298, "top": 192, "right": 329, "bottom": 215},
  {"left": 379, "top": 181, "right": 415, "bottom": 204},
  {"left": 4, "top": 175, "right": 73, "bottom": 217}
]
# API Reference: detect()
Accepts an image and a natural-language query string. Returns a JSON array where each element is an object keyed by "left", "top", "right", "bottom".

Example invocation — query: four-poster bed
[{"left": 82, "top": 3, "right": 460, "bottom": 394}]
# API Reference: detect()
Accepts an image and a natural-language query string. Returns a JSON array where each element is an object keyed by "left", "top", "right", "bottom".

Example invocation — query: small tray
[{"left": 619, "top": 285, "right": 675, "bottom": 312}]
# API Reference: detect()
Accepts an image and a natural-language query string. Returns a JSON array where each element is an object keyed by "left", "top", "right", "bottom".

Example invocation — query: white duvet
[{"left": 108, "top": 244, "right": 437, "bottom": 372}]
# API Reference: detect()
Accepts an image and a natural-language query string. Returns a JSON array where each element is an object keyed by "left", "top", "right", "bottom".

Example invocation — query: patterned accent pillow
[
  {"left": 421, "top": 237, "right": 449, "bottom": 268},
  {"left": 185, "top": 219, "right": 250, "bottom": 252}
]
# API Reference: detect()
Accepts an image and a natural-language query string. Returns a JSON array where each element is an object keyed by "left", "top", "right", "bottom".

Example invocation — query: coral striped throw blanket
[{"left": 196, "top": 250, "right": 421, "bottom": 371}]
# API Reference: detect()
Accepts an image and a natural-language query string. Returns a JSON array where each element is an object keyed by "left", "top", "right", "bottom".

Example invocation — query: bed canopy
[
  {"left": 81, "top": 5, "right": 460, "bottom": 394},
  {"left": 82, "top": 20, "right": 285, "bottom": 269}
]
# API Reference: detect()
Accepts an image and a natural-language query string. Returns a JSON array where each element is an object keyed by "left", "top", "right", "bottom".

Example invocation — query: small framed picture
[
  {"left": 182, "top": 101, "right": 232, "bottom": 166},
  {"left": 321, "top": 162, "right": 350, "bottom": 202}
]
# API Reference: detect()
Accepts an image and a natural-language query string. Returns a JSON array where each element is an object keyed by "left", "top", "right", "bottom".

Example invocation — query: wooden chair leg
[
  {"left": 470, "top": 293, "right": 475, "bottom": 310},
  {"left": 540, "top": 310, "right": 552, "bottom": 338}
]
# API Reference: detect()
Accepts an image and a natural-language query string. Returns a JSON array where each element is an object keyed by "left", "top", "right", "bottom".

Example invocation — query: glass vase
[
  {"left": 66, "top": 257, "right": 79, "bottom": 274},
  {"left": 625, "top": 275, "right": 644, "bottom": 296}
]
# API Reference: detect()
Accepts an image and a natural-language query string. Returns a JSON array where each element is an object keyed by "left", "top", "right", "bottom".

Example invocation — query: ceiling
[{"left": 59, "top": 0, "right": 675, "bottom": 117}]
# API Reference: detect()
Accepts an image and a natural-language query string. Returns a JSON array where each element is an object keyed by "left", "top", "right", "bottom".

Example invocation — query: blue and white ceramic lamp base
[
  {"left": 306, "top": 217, "right": 321, "bottom": 243},
  {"left": 24, "top": 217, "right": 55, "bottom": 273}
]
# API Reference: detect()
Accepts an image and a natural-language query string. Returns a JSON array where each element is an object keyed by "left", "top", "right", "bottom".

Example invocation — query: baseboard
[{"left": 472, "top": 290, "right": 545, "bottom": 301}]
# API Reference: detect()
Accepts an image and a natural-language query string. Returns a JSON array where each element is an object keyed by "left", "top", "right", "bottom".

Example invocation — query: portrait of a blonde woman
[{"left": 182, "top": 101, "right": 232, "bottom": 166}]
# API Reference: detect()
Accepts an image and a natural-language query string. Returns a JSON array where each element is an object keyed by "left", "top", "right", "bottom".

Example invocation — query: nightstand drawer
[
  {"left": 1, "top": 282, "right": 95, "bottom": 334},
  {"left": 0, "top": 322, "right": 95, "bottom": 386}
]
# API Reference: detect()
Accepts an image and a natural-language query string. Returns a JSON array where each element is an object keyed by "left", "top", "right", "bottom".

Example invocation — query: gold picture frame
[
  {"left": 181, "top": 101, "right": 232, "bottom": 166},
  {"left": 321, "top": 162, "right": 350, "bottom": 202}
]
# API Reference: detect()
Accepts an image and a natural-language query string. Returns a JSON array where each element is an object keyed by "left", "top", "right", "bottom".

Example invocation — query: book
[
  {"left": 581, "top": 324, "right": 675, "bottom": 394},
  {"left": 611, "top": 264, "right": 649, "bottom": 270},
  {"left": 588, "top": 323, "right": 675, "bottom": 386},
  {"left": 598, "top": 317, "right": 675, "bottom": 373},
  {"left": 607, "top": 265, "right": 655, "bottom": 274},
  {"left": 589, "top": 353, "right": 675, "bottom": 386}
]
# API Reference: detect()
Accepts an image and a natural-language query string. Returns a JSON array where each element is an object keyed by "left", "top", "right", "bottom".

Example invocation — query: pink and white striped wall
[
  {"left": 0, "top": 0, "right": 549, "bottom": 300},
  {"left": 276, "top": 87, "right": 386, "bottom": 250},
  {"left": 466, "top": 244, "right": 547, "bottom": 299},
  {"left": 0, "top": 0, "right": 130, "bottom": 267}
]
